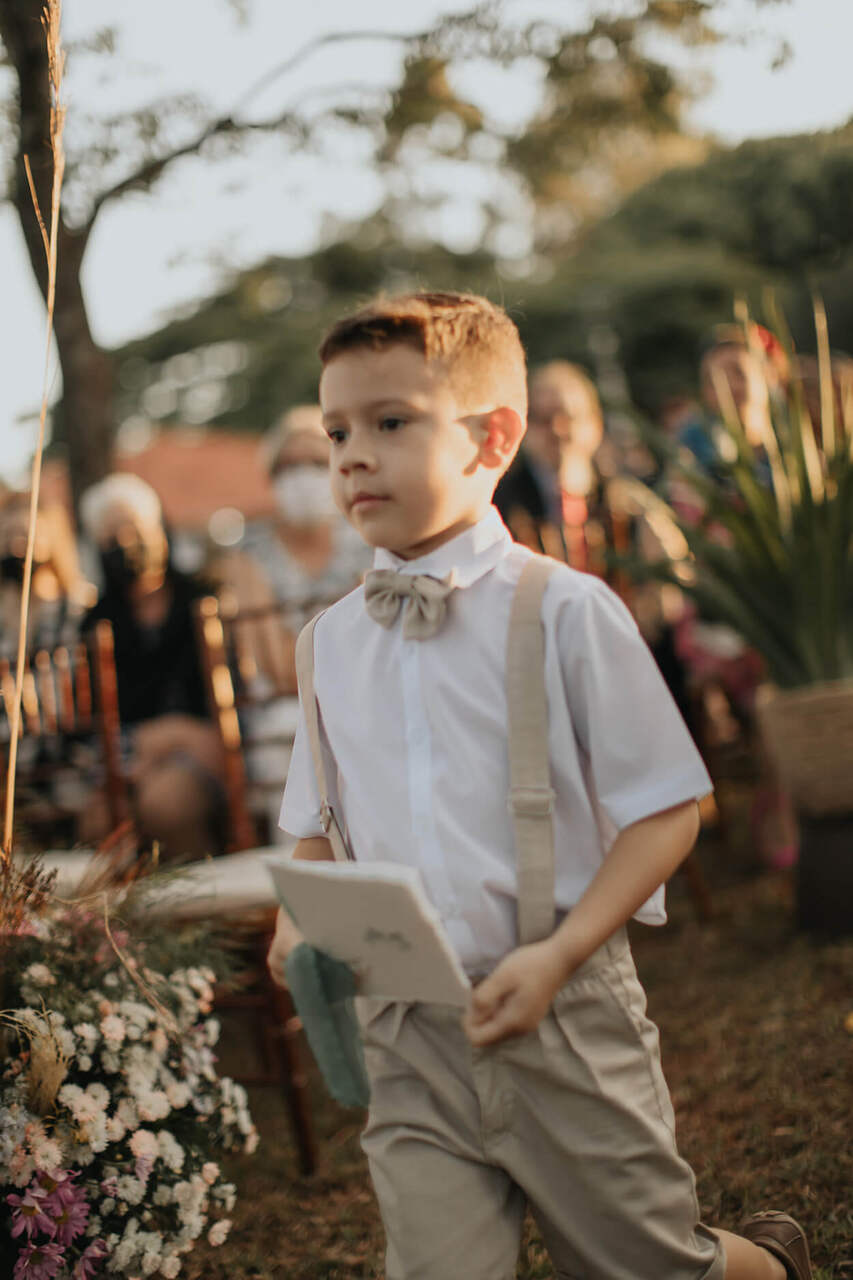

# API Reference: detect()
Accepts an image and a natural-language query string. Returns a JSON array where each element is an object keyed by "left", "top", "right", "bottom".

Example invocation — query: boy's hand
[
  {"left": 266, "top": 907, "right": 304, "bottom": 988},
  {"left": 463, "top": 939, "right": 568, "bottom": 1046}
]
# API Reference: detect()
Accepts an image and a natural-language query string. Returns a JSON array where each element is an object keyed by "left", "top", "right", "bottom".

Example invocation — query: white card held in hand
[{"left": 265, "top": 857, "right": 471, "bottom": 1006}]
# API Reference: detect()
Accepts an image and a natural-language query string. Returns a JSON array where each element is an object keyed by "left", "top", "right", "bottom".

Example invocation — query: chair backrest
[
  {"left": 0, "top": 619, "right": 128, "bottom": 832},
  {"left": 194, "top": 592, "right": 339, "bottom": 851}
]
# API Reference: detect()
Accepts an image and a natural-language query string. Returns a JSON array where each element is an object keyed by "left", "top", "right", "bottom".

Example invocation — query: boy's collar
[{"left": 372, "top": 507, "right": 512, "bottom": 589}]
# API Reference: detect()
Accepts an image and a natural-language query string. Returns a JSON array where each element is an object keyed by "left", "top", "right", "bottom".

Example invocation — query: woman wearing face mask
[
  {"left": 212, "top": 405, "right": 370, "bottom": 839},
  {"left": 80, "top": 474, "right": 227, "bottom": 859},
  {"left": 214, "top": 405, "right": 369, "bottom": 689}
]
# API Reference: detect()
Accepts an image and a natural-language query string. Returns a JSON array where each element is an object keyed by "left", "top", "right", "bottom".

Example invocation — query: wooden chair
[
  {"left": 0, "top": 620, "right": 129, "bottom": 842},
  {"left": 191, "top": 592, "right": 323, "bottom": 1176},
  {"left": 194, "top": 591, "right": 338, "bottom": 850}
]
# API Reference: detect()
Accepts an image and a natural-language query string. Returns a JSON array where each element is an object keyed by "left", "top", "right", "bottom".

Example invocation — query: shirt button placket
[{"left": 400, "top": 641, "right": 455, "bottom": 916}]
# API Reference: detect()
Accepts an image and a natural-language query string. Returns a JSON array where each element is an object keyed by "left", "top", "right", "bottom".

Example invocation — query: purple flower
[
  {"left": 38, "top": 1170, "right": 82, "bottom": 1211},
  {"left": 134, "top": 1155, "right": 153, "bottom": 1184},
  {"left": 50, "top": 1194, "right": 90, "bottom": 1246},
  {"left": 72, "top": 1238, "right": 108, "bottom": 1280},
  {"left": 6, "top": 1187, "right": 55, "bottom": 1240},
  {"left": 12, "top": 1239, "right": 65, "bottom": 1280}
]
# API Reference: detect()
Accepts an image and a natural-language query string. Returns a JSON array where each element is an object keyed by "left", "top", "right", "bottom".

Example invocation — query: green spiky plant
[{"left": 636, "top": 298, "right": 853, "bottom": 691}]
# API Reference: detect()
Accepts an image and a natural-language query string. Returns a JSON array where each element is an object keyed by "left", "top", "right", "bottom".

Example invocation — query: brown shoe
[{"left": 742, "top": 1211, "right": 813, "bottom": 1280}]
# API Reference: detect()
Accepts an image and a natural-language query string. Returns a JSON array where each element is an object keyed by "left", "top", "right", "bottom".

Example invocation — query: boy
[{"left": 268, "top": 292, "right": 812, "bottom": 1280}]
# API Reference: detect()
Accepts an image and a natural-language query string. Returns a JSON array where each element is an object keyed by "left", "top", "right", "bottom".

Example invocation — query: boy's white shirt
[{"left": 279, "top": 507, "right": 712, "bottom": 976}]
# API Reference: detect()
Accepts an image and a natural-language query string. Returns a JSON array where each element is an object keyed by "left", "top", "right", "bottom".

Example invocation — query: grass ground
[{"left": 187, "top": 829, "right": 853, "bottom": 1280}]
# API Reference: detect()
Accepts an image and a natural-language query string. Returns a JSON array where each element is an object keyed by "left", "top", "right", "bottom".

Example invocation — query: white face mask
[{"left": 273, "top": 465, "right": 338, "bottom": 525}]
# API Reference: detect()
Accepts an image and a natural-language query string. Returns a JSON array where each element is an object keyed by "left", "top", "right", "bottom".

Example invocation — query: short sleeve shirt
[{"left": 280, "top": 507, "right": 711, "bottom": 974}]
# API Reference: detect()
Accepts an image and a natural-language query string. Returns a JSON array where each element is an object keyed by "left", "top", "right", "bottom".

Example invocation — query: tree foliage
[
  {"left": 111, "top": 124, "right": 853, "bottom": 431},
  {"left": 0, "top": 0, "right": 792, "bottom": 499}
]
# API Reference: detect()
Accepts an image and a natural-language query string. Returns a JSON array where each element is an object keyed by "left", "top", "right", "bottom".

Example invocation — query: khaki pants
[{"left": 360, "top": 930, "right": 725, "bottom": 1280}]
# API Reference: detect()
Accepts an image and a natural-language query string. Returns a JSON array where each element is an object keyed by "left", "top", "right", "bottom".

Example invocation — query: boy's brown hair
[{"left": 319, "top": 291, "right": 528, "bottom": 419}]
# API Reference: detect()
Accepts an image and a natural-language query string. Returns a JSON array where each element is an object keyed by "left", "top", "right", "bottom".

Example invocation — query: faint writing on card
[{"left": 364, "top": 926, "right": 413, "bottom": 952}]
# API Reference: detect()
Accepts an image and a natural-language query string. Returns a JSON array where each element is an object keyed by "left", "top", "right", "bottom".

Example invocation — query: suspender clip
[
  {"left": 508, "top": 786, "right": 555, "bottom": 818},
  {"left": 320, "top": 801, "right": 333, "bottom": 833}
]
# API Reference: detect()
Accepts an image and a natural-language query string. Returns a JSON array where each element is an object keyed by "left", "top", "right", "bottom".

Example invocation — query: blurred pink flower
[
  {"left": 13, "top": 1239, "right": 65, "bottom": 1280},
  {"left": 7, "top": 1186, "right": 54, "bottom": 1239},
  {"left": 72, "top": 1237, "right": 107, "bottom": 1279},
  {"left": 38, "top": 1170, "right": 83, "bottom": 1211},
  {"left": 50, "top": 1195, "right": 90, "bottom": 1246}
]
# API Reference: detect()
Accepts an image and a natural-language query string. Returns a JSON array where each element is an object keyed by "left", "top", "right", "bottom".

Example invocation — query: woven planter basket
[{"left": 755, "top": 680, "right": 853, "bottom": 816}]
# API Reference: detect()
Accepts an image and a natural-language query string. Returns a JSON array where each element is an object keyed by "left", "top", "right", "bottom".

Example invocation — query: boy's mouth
[{"left": 350, "top": 492, "right": 389, "bottom": 510}]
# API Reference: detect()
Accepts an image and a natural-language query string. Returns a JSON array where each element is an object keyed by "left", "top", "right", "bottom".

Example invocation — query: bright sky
[{"left": 2, "top": 0, "right": 853, "bottom": 483}]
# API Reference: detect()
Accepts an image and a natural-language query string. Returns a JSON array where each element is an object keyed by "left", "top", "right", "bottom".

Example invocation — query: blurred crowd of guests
[{"left": 2, "top": 326, "right": 850, "bottom": 863}]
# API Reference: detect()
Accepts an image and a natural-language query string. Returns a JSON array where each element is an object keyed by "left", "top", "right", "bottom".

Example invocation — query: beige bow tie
[{"left": 364, "top": 569, "right": 456, "bottom": 640}]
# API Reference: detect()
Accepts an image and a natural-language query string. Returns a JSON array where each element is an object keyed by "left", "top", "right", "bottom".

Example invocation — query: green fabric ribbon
[{"left": 283, "top": 942, "right": 370, "bottom": 1109}]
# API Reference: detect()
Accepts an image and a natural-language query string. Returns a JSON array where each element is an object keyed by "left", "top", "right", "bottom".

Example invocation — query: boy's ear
[{"left": 476, "top": 407, "right": 525, "bottom": 470}]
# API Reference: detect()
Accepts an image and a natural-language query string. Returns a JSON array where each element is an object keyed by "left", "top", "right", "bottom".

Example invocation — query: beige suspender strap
[
  {"left": 294, "top": 614, "right": 352, "bottom": 863},
  {"left": 507, "top": 555, "right": 559, "bottom": 945}
]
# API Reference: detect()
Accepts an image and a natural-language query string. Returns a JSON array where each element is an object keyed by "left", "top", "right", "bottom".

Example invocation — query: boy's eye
[
  {"left": 379, "top": 416, "right": 405, "bottom": 432},
  {"left": 327, "top": 428, "right": 347, "bottom": 445}
]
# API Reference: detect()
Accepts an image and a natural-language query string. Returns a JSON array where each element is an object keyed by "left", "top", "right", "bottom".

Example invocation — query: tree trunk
[
  {"left": 51, "top": 231, "right": 116, "bottom": 511},
  {"left": 0, "top": 0, "right": 114, "bottom": 513}
]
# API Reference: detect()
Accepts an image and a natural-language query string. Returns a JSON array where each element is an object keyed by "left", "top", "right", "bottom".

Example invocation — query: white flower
[
  {"left": 30, "top": 1136, "right": 63, "bottom": 1172},
  {"left": 159, "top": 1256, "right": 181, "bottom": 1278},
  {"left": 9, "top": 1151, "right": 36, "bottom": 1187},
  {"left": 101, "top": 1198, "right": 116, "bottom": 1215},
  {"left": 101, "top": 1014, "right": 127, "bottom": 1044},
  {"left": 130, "top": 1129, "right": 160, "bottom": 1161},
  {"left": 207, "top": 1219, "right": 231, "bottom": 1247},
  {"left": 88, "top": 1082, "right": 110, "bottom": 1108},
  {"left": 78, "top": 1054, "right": 93, "bottom": 1072},
  {"left": 68, "top": 1092, "right": 100, "bottom": 1124},
  {"left": 165, "top": 1082, "right": 190, "bottom": 1109},
  {"left": 243, "top": 1129, "right": 259, "bottom": 1155},
  {"left": 120, "top": 1000, "right": 154, "bottom": 1027},
  {"left": 137, "top": 1090, "right": 170, "bottom": 1123},
  {"left": 74, "top": 1021, "right": 99, "bottom": 1047},
  {"left": 117, "top": 1174, "right": 147, "bottom": 1205},
  {"left": 150, "top": 1028, "right": 168, "bottom": 1055},
  {"left": 105, "top": 1115, "right": 126, "bottom": 1142},
  {"left": 117, "top": 1098, "right": 139, "bottom": 1130},
  {"left": 157, "top": 1131, "right": 184, "bottom": 1173},
  {"left": 24, "top": 962, "right": 55, "bottom": 986},
  {"left": 213, "top": 1183, "right": 236, "bottom": 1213},
  {"left": 153, "top": 1185, "right": 172, "bottom": 1206},
  {"left": 204, "top": 1018, "right": 220, "bottom": 1046},
  {"left": 142, "top": 1248, "right": 162, "bottom": 1275},
  {"left": 112, "top": 1236, "right": 138, "bottom": 1269}
]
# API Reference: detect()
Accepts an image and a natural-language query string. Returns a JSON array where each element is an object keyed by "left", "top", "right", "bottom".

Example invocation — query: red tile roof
[{"left": 41, "top": 430, "right": 275, "bottom": 531}]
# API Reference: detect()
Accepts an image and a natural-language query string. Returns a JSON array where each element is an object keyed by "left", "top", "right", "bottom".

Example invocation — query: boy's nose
[{"left": 338, "top": 437, "right": 377, "bottom": 473}]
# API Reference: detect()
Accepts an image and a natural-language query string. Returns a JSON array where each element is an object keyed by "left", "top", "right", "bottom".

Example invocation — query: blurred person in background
[
  {"left": 80, "top": 473, "right": 226, "bottom": 859},
  {"left": 212, "top": 405, "right": 370, "bottom": 839},
  {"left": 0, "top": 490, "right": 94, "bottom": 843},
  {"left": 0, "top": 489, "right": 91, "bottom": 660},
  {"left": 662, "top": 327, "right": 797, "bottom": 867},
  {"left": 669, "top": 324, "right": 787, "bottom": 504},
  {"left": 495, "top": 360, "right": 637, "bottom": 579},
  {"left": 793, "top": 351, "right": 853, "bottom": 445},
  {"left": 213, "top": 404, "right": 369, "bottom": 692}
]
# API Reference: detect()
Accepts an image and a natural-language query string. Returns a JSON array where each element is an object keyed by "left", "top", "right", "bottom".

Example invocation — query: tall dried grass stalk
[{"left": 2, "top": 1, "right": 66, "bottom": 863}]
